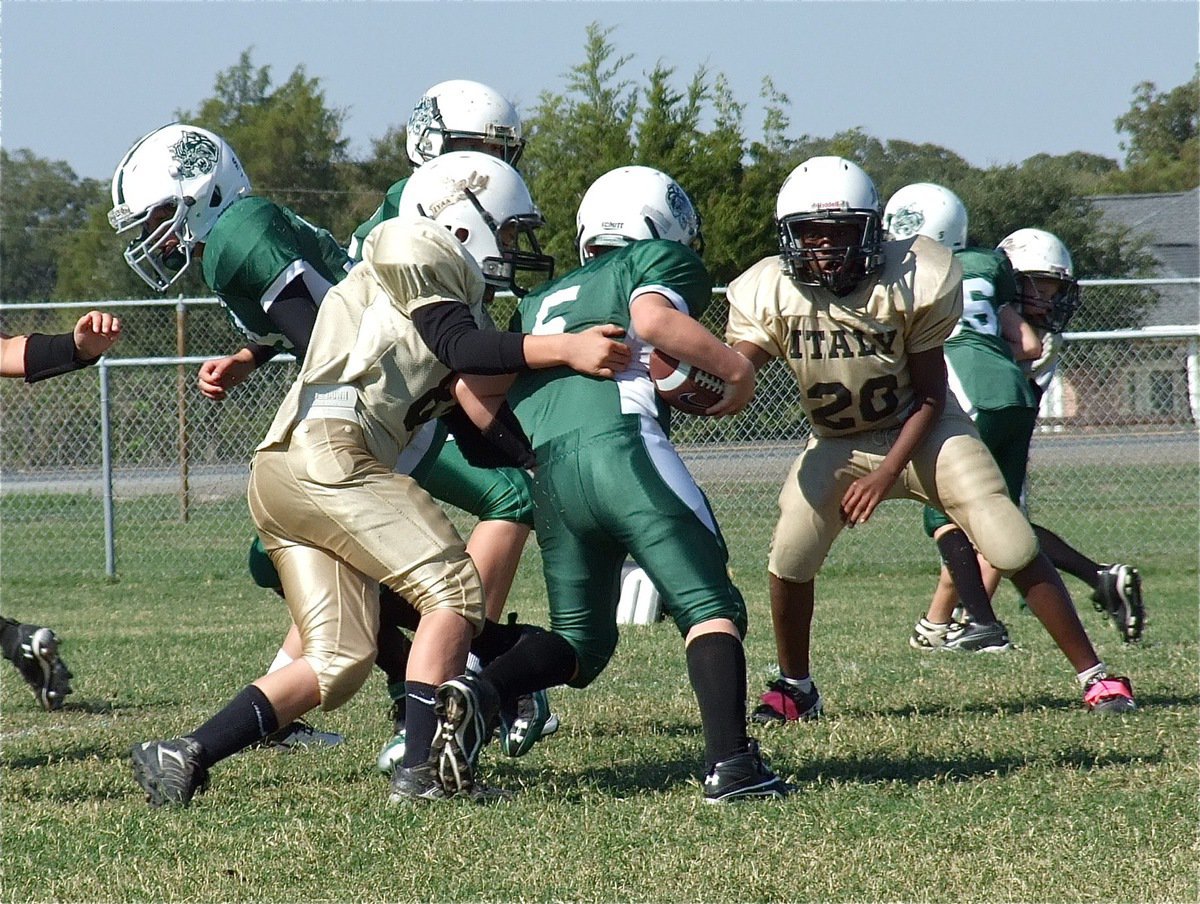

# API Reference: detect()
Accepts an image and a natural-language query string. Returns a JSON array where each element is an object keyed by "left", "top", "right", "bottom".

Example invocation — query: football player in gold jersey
[{"left": 723, "top": 157, "right": 1136, "bottom": 722}]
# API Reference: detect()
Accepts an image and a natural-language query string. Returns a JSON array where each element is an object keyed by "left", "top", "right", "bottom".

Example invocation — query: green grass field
[{"left": 1, "top": 483, "right": 1197, "bottom": 903}]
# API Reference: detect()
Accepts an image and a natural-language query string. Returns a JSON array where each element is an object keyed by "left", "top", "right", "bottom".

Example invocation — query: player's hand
[
  {"left": 73, "top": 311, "right": 121, "bottom": 361},
  {"left": 1030, "top": 330, "right": 1064, "bottom": 375},
  {"left": 565, "top": 324, "right": 631, "bottom": 379},
  {"left": 198, "top": 352, "right": 257, "bottom": 401},
  {"left": 839, "top": 468, "right": 898, "bottom": 527},
  {"left": 705, "top": 350, "right": 756, "bottom": 416}
]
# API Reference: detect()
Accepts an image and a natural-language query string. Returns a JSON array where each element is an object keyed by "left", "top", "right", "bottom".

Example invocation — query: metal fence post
[
  {"left": 99, "top": 358, "right": 117, "bottom": 579},
  {"left": 176, "top": 296, "right": 190, "bottom": 522}
]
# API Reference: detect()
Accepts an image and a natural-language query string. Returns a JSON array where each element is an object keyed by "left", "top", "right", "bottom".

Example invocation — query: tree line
[{"left": 3, "top": 24, "right": 1196, "bottom": 330}]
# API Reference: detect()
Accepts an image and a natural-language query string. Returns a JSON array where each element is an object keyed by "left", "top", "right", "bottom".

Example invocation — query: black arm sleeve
[
  {"left": 246, "top": 343, "right": 279, "bottom": 367},
  {"left": 441, "top": 403, "right": 537, "bottom": 470},
  {"left": 23, "top": 332, "right": 97, "bottom": 384},
  {"left": 412, "top": 301, "right": 527, "bottom": 375},
  {"left": 265, "top": 276, "right": 321, "bottom": 362}
]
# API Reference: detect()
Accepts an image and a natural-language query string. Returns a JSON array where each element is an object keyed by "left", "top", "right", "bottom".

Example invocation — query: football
[{"left": 648, "top": 349, "right": 727, "bottom": 416}]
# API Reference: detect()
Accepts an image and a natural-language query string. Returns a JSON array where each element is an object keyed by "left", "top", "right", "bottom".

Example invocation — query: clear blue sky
[{"left": 3, "top": 1, "right": 1197, "bottom": 182}]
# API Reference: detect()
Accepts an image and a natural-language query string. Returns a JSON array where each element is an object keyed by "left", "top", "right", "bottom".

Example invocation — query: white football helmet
[
  {"left": 397, "top": 151, "right": 553, "bottom": 295},
  {"left": 775, "top": 156, "right": 884, "bottom": 295},
  {"left": 108, "top": 123, "right": 251, "bottom": 291},
  {"left": 575, "top": 165, "right": 702, "bottom": 265},
  {"left": 997, "top": 228, "right": 1080, "bottom": 331},
  {"left": 406, "top": 80, "right": 524, "bottom": 167},
  {"left": 882, "top": 182, "right": 968, "bottom": 250}
]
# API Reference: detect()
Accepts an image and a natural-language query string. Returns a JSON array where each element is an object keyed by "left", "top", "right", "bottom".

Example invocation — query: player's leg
[
  {"left": 400, "top": 423, "right": 556, "bottom": 763},
  {"left": 754, "top": 436, "right": 858, "bottom": 723},
  {"left": 255, "top": 418, "right": 487, "bottom": 796},
  {"left": 915, "top": 417, "right": 1135, "bottom": 712},
  {"left": 1031, "top": 525, "right": 1145, "bottom": 642},
  {"left": 933, "top": 406, "right": 1036, "bottom": 651},
  {"left": 130, "top": 543, "right": 377, "bottom": 807},
  {"left": 246, "top": 536, "right": 344, "bottom": 750},
  {"left": 589, "top": 420, "right": 785, "bottom": 798}
]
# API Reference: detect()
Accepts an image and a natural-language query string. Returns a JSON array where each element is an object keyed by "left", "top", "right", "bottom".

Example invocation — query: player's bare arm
[
  {"left": 198, "top": 347, "right": 260, "bottom": 401},
  {"left": 632, "top": 293, "right": 755, "bottom": 415},
  {"left": 522, "top": 324, "right": 631, "bottom": 378},
  {"left": 1000, "top": 304, "right": 1042, "bottom": 361},
  {"left": 840, "top": 346, "right": 947, "bottom": 526}
]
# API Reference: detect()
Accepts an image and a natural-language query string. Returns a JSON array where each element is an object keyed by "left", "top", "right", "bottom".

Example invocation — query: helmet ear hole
[
  {"left": 453, "top": 226, "right": 470, "bottom": 243},
  {"left": 209, "top": 186, "right": 223, "bottom": 207}
]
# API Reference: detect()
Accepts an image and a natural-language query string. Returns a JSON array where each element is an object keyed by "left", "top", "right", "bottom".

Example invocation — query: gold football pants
[
  {"left": 248, "top": 417, "right": 484, "bottom": 709},
  {"left": 769, "top": 408, "right": 1037, "bottom": 584}
]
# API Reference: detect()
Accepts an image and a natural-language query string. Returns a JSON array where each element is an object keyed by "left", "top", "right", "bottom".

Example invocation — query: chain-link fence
[{"left": 2, "top": 282, "right": 1197, "bottom": 586}]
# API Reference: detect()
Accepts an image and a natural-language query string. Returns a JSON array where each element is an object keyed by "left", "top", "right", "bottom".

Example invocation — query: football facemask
[
  {"left": 1016, "top": 274, "right": 1080, "bottom": 332},
  {"left": 777, "top": 212, "right": 883, "bottom": 296}
]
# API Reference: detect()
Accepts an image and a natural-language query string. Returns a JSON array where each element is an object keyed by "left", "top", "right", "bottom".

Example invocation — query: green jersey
[
  {"left": 348, "top": 177, "right": 409, "bottom": 262},
  {"left": 509, "top": 240, "right": 713, "bottom": 445},
  {"left": 946, "top": 248, "right": 1036, "bottom": 414},
  {"left": 201, "top": 197, "right": 353, "bottom": 351}
]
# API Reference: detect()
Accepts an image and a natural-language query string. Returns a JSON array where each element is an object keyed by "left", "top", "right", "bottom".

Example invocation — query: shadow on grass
[
  {"left": 3, "top": 743, "right": 113, "bottom": 770},
  {"left": 514, "top": 743, "right": 1166, "bottom": 799},
  {"left": 781, "top": 745, "right": 1166, "bottom": 787},
  {"left": 858, "top": 688, "right": 1200, "bottom": 719}
]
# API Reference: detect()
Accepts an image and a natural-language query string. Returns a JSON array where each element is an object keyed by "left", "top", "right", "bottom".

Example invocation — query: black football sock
[
  {"left": 1033, "top": 524, "right": 1102, "bottom": 589},
  {"left": 0, "top": 617, "right": 22, "bottom": 662},
  {"left": 686, "top": 632, "right": 750, "bottom": 772},
  {"left": 188, "top": 685, "right": 280, "bottom": 768},
  {"left": 401, "top": 681, "right": 438, "bottom": 769},
  {"left": 470, "top": 614, "right": 538, "bottom": 667},
  {"left": 936, "top": 529, "right": 999, "bottom": 624},
  {"left": 481, "top": 629, "right": 577, "bottom": 708}
]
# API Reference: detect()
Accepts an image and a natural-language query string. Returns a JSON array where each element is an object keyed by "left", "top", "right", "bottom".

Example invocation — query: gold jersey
[
  {"left": 726, "top": 235, "right": 962, "bottom": 437},
  {"left": 258, "top": 216, "right": 490, "bottom": 466}
]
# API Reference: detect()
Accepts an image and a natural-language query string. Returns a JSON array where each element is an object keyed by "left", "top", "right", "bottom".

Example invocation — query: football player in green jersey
[
  {"left": 724, "top": 158, "right": 1135, "bottom": 722},
  {"left": 1000, "top": 228, "right": 1145, "bottom": 643},
  {"left": 1, "top": 311, "right": 122, "bottom": 711},
  {"left": 346, "top": 79, "right": 524, "bottom": 262},
  {"left": 883, "top": 183, "right": 1037, "bottom": 653},
  {"left": 884, "top": 188, "right": 1145, "bottom": 648},
  {"left": 426, "top": 166, "right": 791, "bottom": 803},
  {"left": 126, "top": 151, "right": 630, "bottom": 807}
]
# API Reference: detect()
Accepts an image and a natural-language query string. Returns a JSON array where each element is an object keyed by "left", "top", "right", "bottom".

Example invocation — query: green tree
[
  {"left": 338, "top": 126, "right": 413, "bottom": 244},
  {"left": 179, "top": 49, "right": 353, "bottom": 235},
  {"left": 522, "top": 23, "right": 637, "bottom": 269},
  {"left": 1103, "top": 68, "right": 1200, "bottom": 192},
  {"left": 1, "top": 150, "right": 106, "bottom": 304}
]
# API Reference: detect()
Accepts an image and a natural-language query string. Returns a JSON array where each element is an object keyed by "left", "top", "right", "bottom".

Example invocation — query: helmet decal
[
  {"left": 665, "top": 183, "right": 698, "bottom": 236},
  {"left": 169, "top": 130, "right": 219, "bottom": 179},
  {"left": 408, "top": 95, "right": 441, "bottom": 135},
  {"left": 886, "top": 204, "right": 925, "bottom": 240},
  {"left": 426, "top": 171, "right": 490, "bottom": 218}
]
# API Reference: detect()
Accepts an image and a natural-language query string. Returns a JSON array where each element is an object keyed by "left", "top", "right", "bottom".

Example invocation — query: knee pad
[
  {"left": 563, "top": 632, "right": 618, "bottom": 689},
  {"left": 313, "top": 647, "right": 377, "bottom": 711},
  {"left": 398, "top": 554, "right": 487, "bottom": 633}
]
